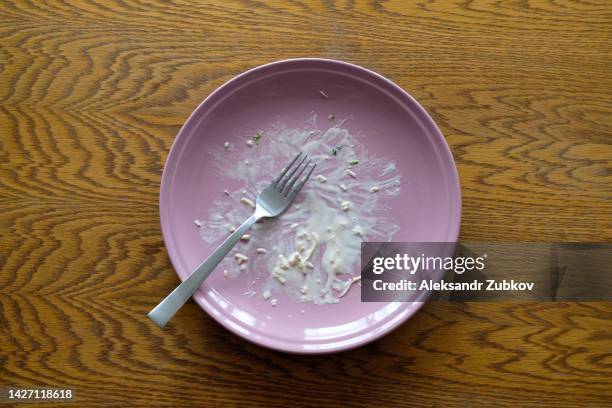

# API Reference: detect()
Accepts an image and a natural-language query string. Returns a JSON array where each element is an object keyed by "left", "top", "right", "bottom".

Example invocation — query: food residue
[
  {"left": 234, "top": 253, "right": 248, "bottom": 265},
  {"left": 240, "top": 197, "right": 255, "bottom": 208},
  {"left": 200, "top": 113, "right": 401, "bottom": 305}
]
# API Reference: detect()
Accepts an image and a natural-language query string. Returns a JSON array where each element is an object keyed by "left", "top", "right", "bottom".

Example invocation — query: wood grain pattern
[{"left": 1, "top": 0, "right": 611, "bottom": 406}]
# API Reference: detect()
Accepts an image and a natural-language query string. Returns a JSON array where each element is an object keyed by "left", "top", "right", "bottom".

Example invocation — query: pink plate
[{"left": 160, "top": 58, "right": 461, "bottom": 353}]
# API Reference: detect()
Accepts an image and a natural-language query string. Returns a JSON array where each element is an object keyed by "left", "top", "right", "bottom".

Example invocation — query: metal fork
[{"left": 148, "top": 152, "right": 315, "bottom": 328}]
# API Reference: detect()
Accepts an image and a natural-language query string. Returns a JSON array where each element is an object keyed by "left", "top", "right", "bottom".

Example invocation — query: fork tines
[{"left": 273, "top": 152, "right": 316, "bottom": 198}]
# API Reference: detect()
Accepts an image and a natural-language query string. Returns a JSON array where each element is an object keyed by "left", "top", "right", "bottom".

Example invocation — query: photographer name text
[{"left": 372, "top": 279, "right": 535, "bottom": 292}]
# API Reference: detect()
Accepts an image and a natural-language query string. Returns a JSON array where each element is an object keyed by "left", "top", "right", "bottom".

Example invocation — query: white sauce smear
[{"left": 198, "top": 115, "right": 401, "bottom": 305}]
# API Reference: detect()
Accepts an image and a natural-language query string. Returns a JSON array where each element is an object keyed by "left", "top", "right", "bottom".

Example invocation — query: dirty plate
[{"left": 159, "top": 58, "right": 461, "bottom": 353}]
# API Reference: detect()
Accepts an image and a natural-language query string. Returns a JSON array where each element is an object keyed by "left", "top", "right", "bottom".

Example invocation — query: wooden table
[{"left": 1, "top": 1, "right": 611, "bottom": 406}]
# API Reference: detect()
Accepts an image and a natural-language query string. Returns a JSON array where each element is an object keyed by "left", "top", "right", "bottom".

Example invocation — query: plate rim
[{"left": 159, "top": 58, "right": 462, "bottom": 354}]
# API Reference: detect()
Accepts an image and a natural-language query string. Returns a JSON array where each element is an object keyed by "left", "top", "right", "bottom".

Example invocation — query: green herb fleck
[
  {"left": 349, "top": 159, "right": 359, "bottom": 166},
  {"left": 253, "top": 132, "right": 262, "bottom": 145},
  {"left": 331, "top": 145, "right": 343, "bottom": 156}
]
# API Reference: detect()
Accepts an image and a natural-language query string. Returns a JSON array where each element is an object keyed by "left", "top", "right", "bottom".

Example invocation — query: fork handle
[{"left": 148, "top": 213, "right": 259, "bottom": 328}]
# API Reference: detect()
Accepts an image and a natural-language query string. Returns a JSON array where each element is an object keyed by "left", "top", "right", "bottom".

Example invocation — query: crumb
[
  {"left": 346, "top": 169, "right": 357, "bottom": 178},
  {"left": 194, "top": 220, "right": 202, "bottom": 227},
  {"left": 263, "top": 290, "right": 271, "bottom": 300},
  {"left": 315, "top": 174, "right": 327, "bottom": 183},
  {"left": 240, "top": 234, "right": 251, "bottom": 241},
  {"left": 240, "top": 197, "right": 255, "bottom": 208},
  {"left": 341, "top": 201, "right": 351, "bottom": 211},
  {"left": 256, "top": 248, "right": 267, "bottom": 254},
  {"left": 246, "top": 140, "right": 254, "bottom": 147},
  {"left": 319, "top": 90, "right": 329, "bottom": 99},
  {"left": 270, "top": 298, "right": 278, "bottom": 306},
  {"left": 290, "top": 223, "right": 299, "bottom": 229},
  {"left": 328, "top": 114, "right": 335, "bottom": 120},
  {"left": 339, "top": 184, "right": 348, "bottom": 191},
  {"left": 223, "top": 269, "right": 229, "bottom": 277},
  {"left": 306, "top": 262, "right": 314, "bottom": 269},
  {"left": 288, "top": 252, "right": 302, "bottom": 267},
  {"left": 235, "top": 253, "right": 248, "bottom": 264},
  {"left": 223, "top": 189, "right": 230, "bottom": 195},
  {"left": 224, "top": 142, "right": 231, "bottom": 150},
  {"left": 370, "top": 186, "right": 380, "bottom": 193}
]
